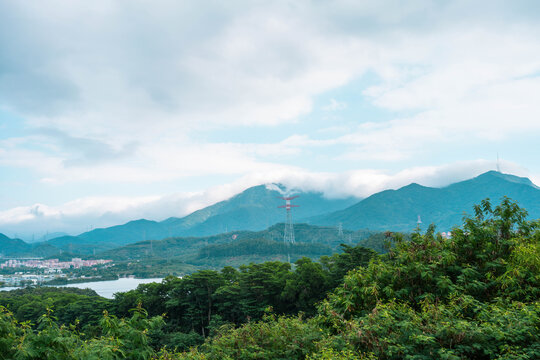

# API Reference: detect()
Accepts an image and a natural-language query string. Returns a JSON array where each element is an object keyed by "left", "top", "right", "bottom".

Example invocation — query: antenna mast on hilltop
[
  {"left": 278, "top": 195, "right": 299, "bottom": 262},
  {"left": 497, "top": 153, "right": 501, "bottom": 173}
]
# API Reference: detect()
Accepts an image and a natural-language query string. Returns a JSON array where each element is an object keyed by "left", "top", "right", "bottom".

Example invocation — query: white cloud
[
  {"left": 1, "top": 1, "right": 370, "bottom": 134},
  {"left": 1, "top": 1, "right": 539, "bottom": 236},
  {"left": 322, "top": 99, "right": 347, "bottom": 111},
  {"left": 245, "top": 159, "right": 532, "bottom": 199}
]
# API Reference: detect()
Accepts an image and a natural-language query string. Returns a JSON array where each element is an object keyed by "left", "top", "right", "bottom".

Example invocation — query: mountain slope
[
  {"left": 44, "top": 236, "right": 113, "bottom": 255},
  {"left": 0, "top": 233, "right": 30, "bottom": 256},
  {"left": 77, "top": 220, "right": 164, "bottom": 246},
  {"left": 161, "top": 184, "right": 359, "bottom": 236},
  {"left": 311, "top": 171, "right": 540, "bottom": 232},
  {"left": 0, "top": 233, "right": 61, "bottom": 257},
  {"left": 44, "top": 184, "right": 358, "bottom": 249}
]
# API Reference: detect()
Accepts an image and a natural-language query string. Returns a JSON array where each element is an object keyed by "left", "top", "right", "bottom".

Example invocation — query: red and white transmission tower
[{"left": 278, "top": 195, "right": 299, "bottom": 245}]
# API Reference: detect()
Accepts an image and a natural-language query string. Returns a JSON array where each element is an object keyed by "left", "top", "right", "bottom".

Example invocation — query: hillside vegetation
[{"left": 94, "top": 223, "right": 375, "bottom": 268}]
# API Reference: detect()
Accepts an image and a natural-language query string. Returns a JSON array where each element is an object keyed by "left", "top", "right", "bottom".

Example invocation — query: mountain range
[
  {"left": 1, "top": 171, "right": 539, "bottom": 258},
  {"left": 1, "top": 185, "right": 358, "bottom": 255},
  {"left": 311, "top": 171, "right": 540, "bottom": 231}
]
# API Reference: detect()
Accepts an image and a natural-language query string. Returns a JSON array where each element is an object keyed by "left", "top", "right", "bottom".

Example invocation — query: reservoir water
[
  {"left": 57, "top": 277, "right": 164, "bottom": 298},
  {"left": 1, "top": 278, "right": 164, "bottom": 299}
]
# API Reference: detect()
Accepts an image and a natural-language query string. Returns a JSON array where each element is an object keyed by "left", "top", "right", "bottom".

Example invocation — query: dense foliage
[
  {"left": 0, "top": 288, "right": 110, "bottom": 336},
  {"left": 316, "top": 197, "right": 540, "bottom": 359},
  {"left": 113, "top": 243, "right": 375, "bottom": 345},
  {"left": 197, "top": 238, "right": 332, "bottom": 259},
  {"left": 0, "top": 198, "right": 538, "bottom": 359},
  {"left": 0, "top": 241, "right": 376, "bottom": 354},
  {"left": 0, "top": 304, "right": 163, "bottom": 359}
]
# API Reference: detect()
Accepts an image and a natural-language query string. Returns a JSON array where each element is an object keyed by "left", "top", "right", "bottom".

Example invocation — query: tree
[
  {"left": 281, "top": 257, "right": 330, "bottom": 315},
  {"left": 318, "top": 198, "right": 540, "bottom": 359}
]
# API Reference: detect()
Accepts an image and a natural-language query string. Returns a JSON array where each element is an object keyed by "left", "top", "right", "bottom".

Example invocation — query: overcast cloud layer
[{"left": 1, "top": 1, "right": 539, "bottom": 238}]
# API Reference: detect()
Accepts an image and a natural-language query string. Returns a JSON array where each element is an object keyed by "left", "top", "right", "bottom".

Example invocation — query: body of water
[
  {"left": 0, "top": 286, "right": 21, "bottom": 292},
  {"left": 57, "top": 278, "right": 164, "bottom": 298},
  {"left": 1, "top": 278, "right": 164, "bottom": 299}
]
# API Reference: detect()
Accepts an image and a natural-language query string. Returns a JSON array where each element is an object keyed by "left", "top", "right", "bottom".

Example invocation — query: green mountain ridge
[
  {"left": 0, "top": 233, "right": 29, "bottom": 256},
  {"left": 311, "top": 171, "right": 540, "bottom": 231},
  {"left": 0, "top": 233, "right": 61, "bottom": 258}
]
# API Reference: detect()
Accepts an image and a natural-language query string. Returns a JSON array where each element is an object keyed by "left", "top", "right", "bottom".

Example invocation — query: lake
[
  {"left": 57, "top": 277, "right": 164, "bottom": 298},
  {"left": 1, "top": 277, "right": 164, "bottom": 299}
]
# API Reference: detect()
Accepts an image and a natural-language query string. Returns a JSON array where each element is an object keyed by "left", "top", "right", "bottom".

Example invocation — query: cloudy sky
[{"left": 1, "top": 0, "right": 540, "bottom": 239}]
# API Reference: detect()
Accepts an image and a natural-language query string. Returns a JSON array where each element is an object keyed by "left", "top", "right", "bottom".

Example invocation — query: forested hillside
[
  {"left": 0, "top": 198, "right": 538, "bottom": 359},
  {"left": 95, "top": 223, "right": 375, "bottom": 267}
]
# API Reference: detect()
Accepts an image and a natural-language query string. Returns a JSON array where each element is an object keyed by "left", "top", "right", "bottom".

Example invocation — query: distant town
[
  {"left": 1, "top": 258, "right": 112, "bottom": 270},
  {"left": 0, "top": 258, "right": 113, "bottom": 287}
]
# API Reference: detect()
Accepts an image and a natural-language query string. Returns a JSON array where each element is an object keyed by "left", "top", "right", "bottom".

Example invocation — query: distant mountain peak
[
  {"left": 401, "top": 182, "right": 430, "bottom": 190},
  {"left": 475, "top": 171, "right": 539, "bottom": 189},
  {"left": 126, "top": 219, "right": 158, "bottom": 225}
]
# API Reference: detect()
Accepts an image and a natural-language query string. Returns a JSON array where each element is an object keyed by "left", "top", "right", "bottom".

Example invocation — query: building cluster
[
  {"left": 0, "top": 258, "right": 112, "bottom": 270},
  {"left": 0, "top": 273, "right": 67, "bottom": 287}
]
